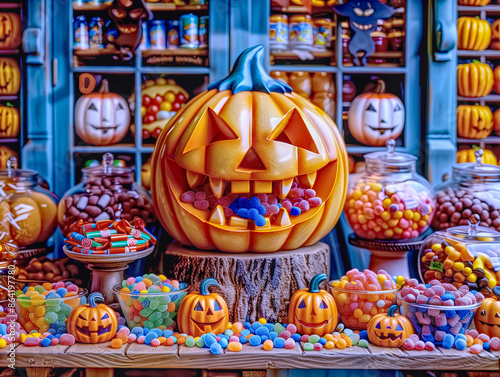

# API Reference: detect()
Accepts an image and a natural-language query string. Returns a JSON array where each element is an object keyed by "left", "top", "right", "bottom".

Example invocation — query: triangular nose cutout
[
  {"left": 207, "top": 308, "right": 214, "bottom": 316},
  {"left": 237, "top": 148, "right": 266, "bottom": 171}
]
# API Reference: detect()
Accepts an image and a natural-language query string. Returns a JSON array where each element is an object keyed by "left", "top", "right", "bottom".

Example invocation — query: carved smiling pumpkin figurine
[
  {"left": 177, "top": 278, "right": 229, "bottom": 337},
  {"left": 67, "top": 292, "right": 118, "bottom": 343},
  {"left": 288, "top": 274, "right": 338, "bottom": 336},
  {"left": 474, "top": 292, "right": 500, "bottom": 338},
  {"left": 367, "top": 305, "right": 414, "bottom": 347},
  {"left": 348, "top": 80, "right": 405, "bottom": 146},
  {"left": 0, "top": 13, "right": 21, "bottom": 50},
  {"left": 0, "top": 58, "right": 20, "bottom": 95},
  {"left": 457, "top": 104, "right": 493, "bottom": 139},
  {"left": 151, "top": 45, "right": 348, "bottom": 253}
]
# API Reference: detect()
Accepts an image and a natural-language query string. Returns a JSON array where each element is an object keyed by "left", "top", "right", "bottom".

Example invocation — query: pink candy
[
  {"left": 425, "top": 341, "right": 435, "bottom": 351},
  {"left": 137, "top": 336, "right": 145, "bottom": 344},
  {"left": 118, "top": 327, "right": 130, "bottom": 336},
  {"left": 468, "top": 330, "right": 479, "bottom": 339},
  {"left": 403, "top": 338, "right": 415, "bottom": 350},
  {"left": 477, "top": 334, "right": 490, "bottom": 343},
  {"left": 181, "top": 191, "right": 196, "bottom": 203},
  {"left": 24, "top": 337, "right": 40, "bottom": 347},
  {"left": 128, "top": 334, "right": 137, "bottom": 343},
  {"left": 134, "top": 282, "right": 146, "bottom": 292},
  {"left": 414, "top": 341, "right": 425, "bottom": 351},
  {"left": 229, "top": 336, "right": 239, "bottom": 343},
  {"left": 313, "top": 343, "right": 323, "bottom": 351},
  {"left": 193, "top": 200, "right": 209, "bottom": 210},
  {"left": 286, "top": 324, "right": 297, "bottom": 335},
  {"left": 490, "top": 337, "right": 500, "bottom": 351},
  {"left": 285, "top": 338, "right": 296, "bottom": 349},
  {"left": 470, "top": 344, "right": 483, "bottom": 354},
  {"left": 151, "top": 339, "right": 161, "bottom": 347},
  {"left": 51, "top": 338, "right": 60, "bottom": 346},
  {"left": 279, "top": 331, "right": 291, "bottom": 340},
  {"left": 60, "top": 334, "right": 76, "bottom": 346}
]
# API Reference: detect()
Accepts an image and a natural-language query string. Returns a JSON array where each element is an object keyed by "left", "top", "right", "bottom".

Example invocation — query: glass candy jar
[
  {"left": 419, "top": 215, "right": 500, "bottom": 297},
  {"left": 432, "top": 149, "right": 500, "bottom": 232},
  {"left": 0, "top": 157, "right": 58, "bottom": 248},
  {"left": 344, "top": 140, "right": 435, "bottom": 240},
  {"left": 58, "top": 153, "right": 155, "bottom": 234}
]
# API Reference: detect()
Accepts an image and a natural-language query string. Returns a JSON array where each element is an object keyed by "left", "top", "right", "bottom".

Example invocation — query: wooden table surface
[{"left": 1, "top": 341, "right": 498, "bottom": 370}]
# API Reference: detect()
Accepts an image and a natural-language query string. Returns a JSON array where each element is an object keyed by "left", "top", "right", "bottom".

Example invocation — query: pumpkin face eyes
[
  {"left": 319, "top": 301, "right": 328, "bottom": 309},
  {"left": 366, "top": 104, "right": 376, "bottom": 112},
  {"left": 88, "top": 103, "right": 98, "bottom": 111},
  {"left": 214, "top": 300, "right": 222, "bottom": 311},
  {"left": 194, "top": 303, "right": 204, "bottom": 311},
  {"left": 495, "top": 312, "right": 500, "bottom": 318},
  {"left": 298, "top": 299, "right": 307, "bottom": 309}
]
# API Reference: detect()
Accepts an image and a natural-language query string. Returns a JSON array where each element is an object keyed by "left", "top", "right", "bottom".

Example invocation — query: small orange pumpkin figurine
[
  {"left": 67, "top": 292, "right": 118, "bottom": 343},
  {"left": 367, "top": 305, "right": 414, "bottom": 347},
  {"left": 474, "top": 288, "right": 500, "bottom": 338},
  {"left": 288, "top": 274, "right": 338, "bottom": 336},
  {"left": 177, "top": 278, "right": 229, "bottom": 337}
]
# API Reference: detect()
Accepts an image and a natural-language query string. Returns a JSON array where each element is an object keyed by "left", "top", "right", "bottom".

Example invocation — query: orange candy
[
  {"left": 165, "top": 337, "right": 175, "bottom": 346},
  {"left": 110, "top": 339, "right": 123, "bottom": 348},
  {"left": 263, "top": 339, "right": 274, "bottom": 351},
  {"left": 228, "top": 342, "right": 243, "bottom": 352}
]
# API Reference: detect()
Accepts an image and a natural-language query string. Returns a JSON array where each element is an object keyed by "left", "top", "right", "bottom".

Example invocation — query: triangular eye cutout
[
  {"left": 102, "top": 313, "right": 109, "bottom": 319},
  {"left": 394, "top": 104, "right": 402, "bottom": 111},
  {"left": 396, "top": 324, "right": 403, "bottom": 331},
  {"left": 375, "top": 322, "right": 381, "bottom": 329},
  {"left": 496, "top": 312, "right": 500, "bottom": 318},
  {"left": 183, "top": 107, "right": 239, "bottom": 154},
  {"left": 319, "top": 301, "right": 328, "bottom": 309},
  {"left": 268, "top": 108, "right": 319, "bottom": 154},
  {"left": 194, "top": 302, "right": 204, "bottom": 311},
  {"left": 298, "top": 299, "right": 307, "bottom": 309},
  {"left": 237, "top": 147, "right": 266, "bottom": 172},
  {"left": 214, "top": 300, "right": 222, "bottom": 311},
  {"left": 366, "top": 103, "right": 376, "bottom": 112},
  {"left": 482, "top": 310, "right": 486, "bottom": 316},
  {"left": 88, "top": 103, "right": 98, "bottom": 111}
]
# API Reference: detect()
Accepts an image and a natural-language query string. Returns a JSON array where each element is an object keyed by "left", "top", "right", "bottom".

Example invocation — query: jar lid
[
  {"left": 452, "top": 149, "right": 500, "bottom": 177},
  {"left": 0, "top": 156, "right": 38, "bottom": 179},
  {"left": 447, "top": 214, "right": 500, "bottom": 241},
  {"left": 364, "top": 139, "right": 417, "bottom": 168},
  {"left": 81, "top": 152, "right": 133, "bottom": 176}
]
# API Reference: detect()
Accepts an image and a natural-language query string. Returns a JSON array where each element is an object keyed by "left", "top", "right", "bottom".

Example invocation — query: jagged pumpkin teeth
[
  {"left": 228, "top": 216, "right": 248, "bottom": 228},
  {"left": 275, "top": 178, "right": 294, "bottom": 199},
  {"left": 209, "top": 205, "right": 226, "bottom": 225},
  {"left": 209, "top": 177, "right": 226, "bottom": 198},
  {"left": 186, "top": 170, "right": 205, "bottom": 189},
  {"left": 253, "top": 180, "right": 273, "bottom": 193},
  {"left": 274, "top": 207, "right": 292, "bottom": 226},
  {"left": 298, "top": 172, "right": 317, "bottom": 188},
  {"left": 231, "top": 180, "right": 250, "bottom": 194}
]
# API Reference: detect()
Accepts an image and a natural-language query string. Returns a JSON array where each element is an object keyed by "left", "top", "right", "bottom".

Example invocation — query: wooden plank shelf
[
  {"left": 458, "top": 94, "right": 500, "bottom": 102},
  {"left": 458, "top": 49, "right": 500, "bottom": 57},
  {"left": 457, "top": 136, "right": 500, "bottom": 144},
  {"left": 458, "top": 5, "right": 500, "bottom": 13},
  {"left": 73, "top": 3, "right": 208, "bottom": 12},
  {"left": 271, "top": 50, "right": 335, "bottom": 59},
  {"left": 71, "top": 144, "right": 138, "bottom": 153},
  {"left": 0, "top": 96, "right": 18, "bottom": 101},
  {"left": 0, "top": 49, "right": 19, "bottom": 55},
  {"left": 73, "top": 3, "right": 111, "bottom": 11},
  {"left": 0, "top": 3, "right": 21, "bottom": 9},
  {"left": 0, "top": 138, "right": 19, "bottom": 144},
  {"left": 141, "top": 48, "right": 208, "bottom": 58},
  {"left": 4, "top": 342, "right": 499, "bottom": 370}
]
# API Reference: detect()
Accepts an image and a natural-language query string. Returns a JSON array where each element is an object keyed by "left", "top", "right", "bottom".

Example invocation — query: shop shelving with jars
[
  {"left": 264, "top": 0, "right": 422, "bottom": 172},
  {"left": 62, "top": 1, "right": 229, "bottom": 197},
  {"left": 456, "top": 4, "right": 500, "bottom": 160}
]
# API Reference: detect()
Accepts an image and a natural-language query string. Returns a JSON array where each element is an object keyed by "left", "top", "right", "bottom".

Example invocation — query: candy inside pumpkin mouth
[
  {"left": 367, "top": 125, "right": 396, "bottom": 135},
  {"left": 191, "top": 317, "right": 226, "bottom": 332},
  {"left": 296, "top": 316, "right": 331, "bottom": 328},
  {"left": 479, "top": 320, "right": 500, "bottom": 328},
  {"left": 117, "top": 25, "right": 138, "bottom": 33},
  {"left": 76, "top": 324, "right": 112, "bottom": 335},
  {"left": 352, "top": 22, "right": 373, "bottom": 31},
  {"left": 375, "top": 331, "right": 402, "bottom": 341}
]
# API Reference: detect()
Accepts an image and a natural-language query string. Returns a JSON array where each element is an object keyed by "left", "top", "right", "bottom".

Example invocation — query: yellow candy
[
  {"left": 35, "top": 306, "right": 45, "bottom": 318},
  {"left": 384, "top": 229, "right": 394, "bottom": 238},
  {"left": 374, "top": 226, "right": 382, "bottom": 232},
  {"left": 396, "top": 276, "right": 405, "bottom": 286},
  {"left": 388, "top": 219, "right": 399, "bottom": 227},
  {"left": 358, "top": 215, "right": 367, "bottom": 224},
  {"left": 370, "top": 183, "right": 382, "bottom": 193},
  {"left": 418, "top": 220, "right": 427, "bottom": 228},
  {"left": 381, "top": 223, "right": 389, "bottom": 230},
  {"left": 393, "top": 211, "right": 403, "bottom": 219},
  {"left": 463, "top": 267, "right": 472, "bottom": 276},
  {"left": 412, "top": 223, "right": 419, "bottom": 230},
  {"left": 140, "top": 290, "right": 148, "bottom": 294},
  {"left": 258, "top": 318, "right": 267, "bottom": 325},
  {"left": 422, "top": 215, "right": 429, "bottom": 221},
  {"left": 227, "top": 323, "right": 233, "bottom": 329},
  {"left": 348, "top": 199, "right": 355, "bottom": 208},
  {"left": 325, "top": 341, "right": 335, "bottom": 349},
  {"left": 431, "top": 243, "right": 442, "bottom": 252},
  {"left": 382, "top": 198, "right": 392, "bottom": 209},
  {"left": 331, "top": 280, "right": 340, "bottom": 287},
  {"left": 0, "top": 339, "right": 6, "bottom": 348},
  {"left": 353, "top": 309, "right": 363, "bottom": 319},
  {"left": 412, "top": 212, "right": 421, "bottom": 222},
  {"left": 381, "top": 211, "right": 391, "bottom": 221},
  {"left": 466, "top": 273, "right": 477, "bottom": 283},
  {"left": 377, "top": 274, "right": 387, "bottom": 284},
  {"left": 32, "top": 333, "right": 41, "bottom": 338},
  {"left": 20, "top": 334, "right": 29, "bottom": 343},
  {"left": 393, "top": 227, "right": 403, "bottom": 235},
  {"left": 158, "top": 275, "right": 167, "bottom": 281},
  {"left": 336, "top": 338, "right": 347, "bottom": 349},
  {"left": 324, "top": 334, "right": 334, "bottom": 341},
  {"left": 26, "top": 287, "right": 35, "bottom": 292},
  {"left": 453, "top": 262, "right": 464, "bottom": 272},
  {"left": 404, "top": 210, "right": 413, "bottom": 220},
  {"left": 353, "top": 190, "right": 362, "bottom": 200},
  {"left": 161, "top": 286, "right": 171, "bottom": 292},
  {"left": 369, "top": 307, "right": 378, "bottom": 315},
  {"left": 359, "top": 314, "right": 372, "bottom": 323}
]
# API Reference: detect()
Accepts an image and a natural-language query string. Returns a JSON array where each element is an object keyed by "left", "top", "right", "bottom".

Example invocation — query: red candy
[
  {"left": 181, "top": 191, "right": 196, "bottom": 203},
  {"left": 193, "top": 200, "right": 209, "bottom": 210}
]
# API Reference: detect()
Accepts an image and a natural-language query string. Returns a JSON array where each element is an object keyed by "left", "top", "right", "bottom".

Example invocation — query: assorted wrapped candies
[
  {"left": 115, "top": 273, "right": 188, "bottom": 329},
  {"left": 15, "top": 282, "right": 87, "bottom": 334}
]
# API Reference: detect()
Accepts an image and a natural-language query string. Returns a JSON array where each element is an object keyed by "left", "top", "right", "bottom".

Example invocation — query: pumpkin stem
[
  {"left": 88, "top": 292, "right": 105, "bottom": 307},
  {"left": 374, "top": 80, "right": 386, "bottom": 94},
  {"left": 388, "top": 305, "right": 398, "bottom": 317},
  {"left": 99, "top": 79, "right": 110, "bottom": 94},
  {"left": 207, "top": 45, "right": 292, "bottom": 95},
  {"left": 309, "top": 274, "right": 327, "bottom": 293},
  {"left": 200, "top": 278, "right": 220, "bottom": 296}
]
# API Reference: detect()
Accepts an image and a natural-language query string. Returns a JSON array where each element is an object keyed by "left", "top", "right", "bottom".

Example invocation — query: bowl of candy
[
  {"left": 15, "top": 282, "right": 87, "bottom": 334},
  {"left": 114, "top": 273, "right": 188, "bottom": 329},
  {"left": 330, "top": 268, "right": 401, "bottom": 330},
  {"left": 398, "top": 279, "right": 482, "bottom": 344}
]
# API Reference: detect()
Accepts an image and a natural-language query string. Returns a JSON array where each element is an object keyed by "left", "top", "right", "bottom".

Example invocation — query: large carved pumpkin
[
  {"left": 474, "top": 295, "right": 500, "bottom": 338},
  {"left": 458, "top": 62, "right": 493, "bottom": 98},
  {"left": 0, "top": 13, "right": 21, "bottom": 50},
  {"left": 367, "top": 305, "right": 414, "bottom": 347},
  {"left": 348, "top": 80, "right": 405, "bottom": 147},
  {"left": 457, "top": 147, "right": 497, "bottom": 165},
  {"left": 177, "top": 278, "right": 229, "bottom": 337},
  {"left": 457, "top": 105, "right": 493, "bottom": 139},
  {"left": 128, "top": 77, "right": 189, "bottom": 140},
  {"left": 457, "top": 17, "right": 491, "bottom": 50},
  {"left": 0, "top": 58, "right": 20, "bottom": 95},
  {"left": 0, "top": 104, "right": 19, "bottom": 138},
  {"left": 288, "top": 274, "right": 338, "bottom": 336},
  {"left": 458, "top": 0, "right": 489, "bottom": 5},
  {"left": 74, "top": 79, "right": 130, "bottom": 146},
  {"left": 151, "top": 45, "right": 348, "bottom": 253},
  {"left": 67, "top": 292, "right": 118, "bottom": 343}
]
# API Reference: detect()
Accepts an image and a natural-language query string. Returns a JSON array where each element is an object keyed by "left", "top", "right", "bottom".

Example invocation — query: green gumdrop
[
  {"left": 122, "top": 280, "right": 127, "bottom": 288},
  {"left": 143, "top": 320, "right": 154, "bottom": 329},
  {"left": 358, "top": 339, "right": 369, "bottom": 348},
  {"left": 34, "top": 285, "right": 46, "bottom": 294},
  {"left": 60, "top": 304, "right": 73, "bottom": 317},
  {"left": 140, "top": 308, "right": 152, "bottom": 317},
  {"left": 303, "top": 343, "right": 314, "bottom": 351},
  {"left": 18, "top": 297, "right": 31, "bottom": 308},
  {"left": 163, "top": 317, "right": 173, "bottom": 327},
  {"left": 57, "top": 312, "right": 67, "bottom": 321},
  {"left": 153, "top": 319, "right": 163, "bottom": 328},
  {"left": 129, "top": 321, "right": 137, "bottom": 328},
  {"left": 46, "top": 305, "right": 61, "bottom": 313},
  {"left": 308, "top": 335, "right": 320, "bottom": 344},
  {"left": 45, "top": 312, "right": 58, "bottom": 324},
  {"left": 15, "top": 290, "right": 23, "bottom": 297},
  {"left": 134, "top": 316, "right": 141, "bottom": 323},
  {"left": 149, "top": 300, "right": 160, "bottom": 311},
  {"left": 45, "top": 298, "right": 61, "bottom": 307},
  {"left": 185, "top": 337, "right": 196, "bottom": 347},
  {"left": 157, "top": 304, "right": 168, "bottom": 312},
  {"left": 126, "top": 298, "right": 134, "bottom": 306},
  {"left": 274, "top": 323, "right": 286, "bottom": 334},
  {"left": 158, "top": 296, "right": 168, "bottom": 305},
  {"left": 138, "top": 296, "right": 146, "bottom": 303},
  {"left": 161, "top": 311, "right": 171, "bottom": 319},
  {"left": 196, "top": 338, "right": 205, "bottom": 348},
  {"left": 150, "top": 311, "right": 162, "bottom": 321}
]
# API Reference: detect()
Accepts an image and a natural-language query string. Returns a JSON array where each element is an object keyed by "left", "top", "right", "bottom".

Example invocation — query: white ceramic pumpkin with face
[
  {"left": 348, "top": 80, "right": 405, "bottom": 147},
  {"left": 74, "top": 79, "right": 130, "bottom": 146}
]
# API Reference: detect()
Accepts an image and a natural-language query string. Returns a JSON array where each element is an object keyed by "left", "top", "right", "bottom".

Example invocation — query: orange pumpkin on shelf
[
  {"left": 457, "top": 147, "right": 498, "bottom": 165},
  {"left": 0, "top": 58, "right": 20, "bottom": 95},
  {"left": 151, "top": 45, "right": 348, "bottom": 253},
  {"left": 367, "top": 305, "right": 414, "bottom": 347},
  {"left": 493, "top": 66, "right": 500, "bottom": 94},
  {"left": 177, "top": 278, "right": 229, "bottom": 337},
  {"left": 457, "top": 104, "right": 493, "bottom": 139},
  {"left": 458, "top": 0, "right": 490, "bottom": 5},
  {"left": 0, "top": 13, "right": 21, "bottom": 50},
  {"left": 288, "top": 274, "right": 338, "bottom": 336},
  {"left": 491, "top": 19, "right": 500, "bottom": 50},
  {"left": 457, "top": 17, "right": 491, "bottom": 51},
  {"left": 458, "top": 62, "right": 494, "bottom": 98},
  {"left": 474, "top": 291, "right": 500, "bottom": 338},
  {"left": 348, "top": 80, "right": 405, "bottom": 147},
  {"left": 0, "top": 146, "right": 16, "bottom": 169},
  {"left": 141, "top": 155, "right": 152, "bottom": 190},
  {"left": 67, "top": 292, "right": 118, "bottom": 343},
  {"left": 74, "top": 79, "right": 131, "bottom": 146},
  {"left": 493, "top": 108, "right": 500, "bottom": 135},
  {"left": 0, "top": 104, "right": 19, "bottom": 138}
]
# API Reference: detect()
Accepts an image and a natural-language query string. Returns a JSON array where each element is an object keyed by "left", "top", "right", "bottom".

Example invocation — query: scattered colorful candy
[
  {"left": 64, "top": 218, "right": 156, "bottom": 254},
  {"left": 330, "top": 269, "right": 401, "bottom": 329}
]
